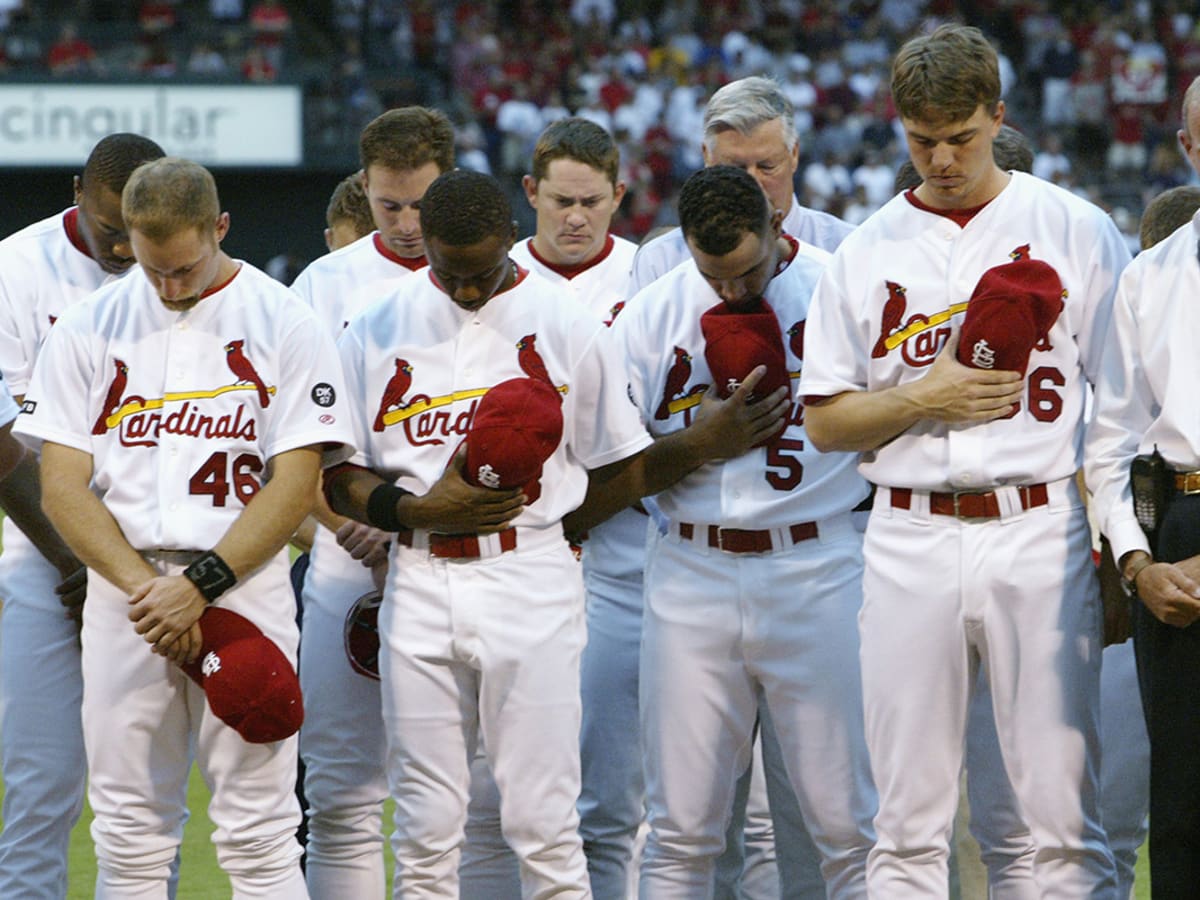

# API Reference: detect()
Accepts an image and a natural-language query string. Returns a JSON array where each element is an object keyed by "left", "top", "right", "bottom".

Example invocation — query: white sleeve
[
  {"left": 11, "top": 310, "right": 95, "bottom": 454},
  {"left": 797, "top": 259, "right": 870, "bottom": 399},
  {"left": 1083, "top": 262, "right": 1154, "bottom": 562},
  {"left": 335, "top": 319, "right": 374, "bottom": 469},
  {"left": 564, "top": 319, "right": 652, "bottom": 469}
]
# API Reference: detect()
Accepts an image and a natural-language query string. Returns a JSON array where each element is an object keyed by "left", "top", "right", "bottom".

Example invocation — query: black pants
[{"left": 1132, "top": 493, "right": 1200, "bottom": 898}]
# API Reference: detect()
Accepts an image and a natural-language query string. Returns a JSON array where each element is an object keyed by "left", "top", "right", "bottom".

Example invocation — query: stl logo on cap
[
  {"left": 957, "top": 250, "right": 1066, "bottom": 378},
  {"left": 464, "top": 376, "right": 564, "bottom": 505},
  {"left": 180, "top": 607, "right": 303, "bottom": 744}
]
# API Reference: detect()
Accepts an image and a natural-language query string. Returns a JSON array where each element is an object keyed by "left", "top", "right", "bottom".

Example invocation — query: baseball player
[
  {"left": 630, "top": 75, "right": 852, "bottom": 296},
  {"left": 598, "top": 165, "right": 876, "bottom": 897},
  {"left": 634, "top": 74, "right": 844, "bottom": 899},
  {"left": 13, "top": 156, "right": 354, "bottom": 897},
  {"left": 799, "top": 25, "right": 1128, "bottom": 896},
  {"left": 326, "top": 169, "right": 773, "bottom": 898},
  {"left": 0, "top": 131, "right": 166, "bottom": 899},
  {"left": 324, "top": 170, "right": 377, "bottom": 253},
  {"left": 289, "top": 107, "right": 455, "bottom": 900},
  {"left": 1085, "top": 79, "right": 1200, "bottom": 897},
  {"left": 507, "top": 117, "right": 643, "bottom": 898}
]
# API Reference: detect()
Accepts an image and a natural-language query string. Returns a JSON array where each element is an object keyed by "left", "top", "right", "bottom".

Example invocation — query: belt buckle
[{"left": 951, "top": 490, "right": 990, "bottom": 520}]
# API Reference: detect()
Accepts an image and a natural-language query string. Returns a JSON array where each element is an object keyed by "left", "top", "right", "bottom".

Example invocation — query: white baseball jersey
[
  {"left": 800, "top": 171, "right": 1131, "bottom": 491},
  {"left": 629, "top": 197, "right": 850, "bottom": 293},
  {"left": 614, "top": 235, "right": 869, "bottom": 527},
  {"left": 291, "top": 231, "right": 426, "bottom": 338},
  {"left": 509, "top": 233, "right": 637, "bottom": 322},
  {"left": 1086, "top": 213, "right": 1200, "bottom": 562},
  {"left": 509, "top": 233, "right": 648, "bottom": 582},
  {"left": 338, "top": 266, "right": 652, "bottom": 526},
  {"left": 14, "top": 262, "right": 354, "bottom": 550}
]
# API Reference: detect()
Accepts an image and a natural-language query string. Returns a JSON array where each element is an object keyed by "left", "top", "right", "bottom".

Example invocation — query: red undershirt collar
[
  {"left": 904, "top": 189, "right": 992, "bottom": 227},
  {"left": 527, "top": 234, "right": 615, "bottom": 279},
  {"left": 373, "top": 233, "right": 427, "bottom": 270}
]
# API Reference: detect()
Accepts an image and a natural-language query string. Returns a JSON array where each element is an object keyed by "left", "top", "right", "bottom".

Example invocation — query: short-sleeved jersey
[
  {"left": 510, "top": 232, "right": 643, "bottom": 580},
  {"left": 613, "top": 237, "right": 869, "bottom": 527},
  {"left": 509, "top": 234, "right": 637, "bottom": 323},
  {"left": 799, "top": 172, "right": 1131, "bottom": 492},
  {"left": 14, "top": 262, "right": 355, "bottom": 551},
  {"left": 338, "top": 266, "right": 652, "bottom": 530},
  {"left": 1086, "top": 214, "right": 1200, "bottom": 561},
  {"left": 291, "top": 232, "right": 425, "bottom": 338},
  {"left": 0, "top": 374, "right": 18, "bottom": 429},
  {"left": 0, "top": 208, "right": 123, "bottom": 397},
  {"left": 629, "top": 197, "right": 850, "bottom": 293}
]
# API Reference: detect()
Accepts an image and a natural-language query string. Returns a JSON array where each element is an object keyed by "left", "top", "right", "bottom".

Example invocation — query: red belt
[
  {"left": 395, "top": 527, "right": 518, "bottom": 559},
  {"left": 889, "top": 484, "right": 1049, "bottom": 519},
  {"left": 678, "top": 521, "right": 818, "bottom": 553}
]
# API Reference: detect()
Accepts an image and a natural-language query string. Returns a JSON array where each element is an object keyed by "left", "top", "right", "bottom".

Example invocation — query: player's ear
[
  {"left": 323, "top": 227, "right": 335, "bottom": 252},
  {"left": 73, "top": 174, "right": 83, "bottom": 206},
  {"left": 612, "top": 179, "right": 627, "bottom": 208},
  {"left": 769, "top": 207, "right": 784, "bottom": 237},
  {"left": 506, "top": 219, "right": 518, "bottom": 250},
  {"left": 521, "top": 175, "right": 539, "bottom": 209},
  {"left": 214, "top": 212, "right": 231, "bottom": 244}
]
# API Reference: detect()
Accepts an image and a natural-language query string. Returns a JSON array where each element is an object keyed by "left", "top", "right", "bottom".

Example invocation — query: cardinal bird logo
[
  {"left": 604, "top": 301, "right": 626, "bottom": 327},
  {"left": 1010, "top": 243, "right": 1031, "bottom": 261},
  {"left": 92, "top": 358, "right": 129, "bottom": 435},
  {"left": 1004, "top": 243, "right": 1061, "bottom": 351},
  {"left": 655, "top": 346, "right": 692, "bottom": 420},
  {"left": 872, "top": 281, "right": 908, "bottom": 359},
  {"left": 224, "top": 339, "right": 270, "bottom": 408},
  {"left": 516, "top": 333, "right": 553, "bottom": 385},
  {"left": 374, "top": 358, "right": 413, "bottom": 432},
  {"left": 787, "top": 320, "right": 806, "bottom": 362}
]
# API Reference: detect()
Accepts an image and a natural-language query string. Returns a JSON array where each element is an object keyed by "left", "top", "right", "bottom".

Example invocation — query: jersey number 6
[{"left": 189, "top": 451, "right": 264, "bottom": 507}]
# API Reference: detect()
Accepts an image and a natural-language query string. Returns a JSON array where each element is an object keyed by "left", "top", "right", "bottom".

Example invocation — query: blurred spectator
[
  {"left": 248, "top": 0, "right": 290, "bottom": 69},
  {"left": 496, "top": 83, "right": 543, "bottom": 175},
  {"left": 804, "top": 150, "right": 853, "bottom": 211},
  {"left": 46, "top": 23, "right": 99, "bottom": 77},
  {"left": 842, "top": 184, "right": 874, "bottom": 226},
  {"left": 1040, "top": 24, "right": 1080, "bottom": 126},
  {"left": 138, "top": 36, "right": 178, "bottom": 78},
  {"left": 456, "top": 120, "right": 493, "bottom": 175},
  {"left": 1071, "top": 49, "right": 1110, "bottom": 171},
  {"left": 1108, "top": 104, "right": 1148, "bottom": 173},
  {"left": 210, "top": 0, "right": 243, "bottom": 23},
  {"left": 186, "top": 40, "right": 228, "bottom": 75},
  {"left": 1033, "top": 133, "right": 1072, "bottom": 183},
  {"left": 138, "top": 1, "right": 177, "bottom": 38},
  {"left": 241, "top": 44, "right": 276, "bottom": 82},
  {"left": 852, "top": 149, "right": 894, "bottom": 209}
]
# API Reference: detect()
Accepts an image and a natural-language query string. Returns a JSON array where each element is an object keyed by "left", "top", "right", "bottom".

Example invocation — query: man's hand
[
  {"left": 336, "top": 521, "right": 391, "bottom": 568},
  {"left": 55, "top": 564, "right": 87, "bottom": 629},
  {"left": 1134, "top": 561, "right": 1200, "bottom": 628},
  {"left": 161, "top": 621, "right": 204, "bottom": 666},
  {"left": 405, "top": 445, "right": 525, "bottom": 534},
  {"left": 907, "top": 333, "right": 1025, "bottom": 424},
  {"left": 690, "top": 366, "right": 791, "bottom": 461},
  {"left": 128, "top": 575, "right": 208, "bottom": 659}
]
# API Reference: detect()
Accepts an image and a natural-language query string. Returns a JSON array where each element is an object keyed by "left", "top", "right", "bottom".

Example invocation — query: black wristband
[
  {"left": 367, "top": 483, "right": 413, "bottom": 532},
  {"left": 183, "top": 551, "right": 237, "bottom": 604}
]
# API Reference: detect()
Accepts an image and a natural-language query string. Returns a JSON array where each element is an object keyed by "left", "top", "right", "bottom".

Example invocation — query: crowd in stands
[{"left": 9, "top": 0, "right": 1200, "bottom": 246}]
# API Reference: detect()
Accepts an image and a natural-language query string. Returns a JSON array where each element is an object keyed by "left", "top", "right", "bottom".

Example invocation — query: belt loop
[{"left": 994, "top": 485, "right": 1023, "bottom": 519}]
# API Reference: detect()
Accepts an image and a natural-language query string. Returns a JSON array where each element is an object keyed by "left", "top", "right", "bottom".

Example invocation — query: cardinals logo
[
  {"left": 224, "top": 340, "right": 270, "bottom": 408},
  {"left": 604, "top": 301, "right": 626, "bottom": 327},
  {"left": 655, "top": 346, "right": 693, "bottom": 420},
  {"left": 93, "top": 358, "right": 129, "bottom": 435},
  {"left": 516, "top": 334, "right": 552, "bottom": 385},
  {"left": 1006, "top": 243, "right": 1063, "bottom": 351},
  {"left": 374, "top": 359, "right": 413, "bottom": 432},
  {"left": 786, "top": 320, "right": 805, "bottom": 362},
  {"left": 872, "top": 281, "right": 907, "bottom": 359}
]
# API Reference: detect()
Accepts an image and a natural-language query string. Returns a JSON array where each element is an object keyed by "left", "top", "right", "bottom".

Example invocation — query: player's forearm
[
  {"left": 805, "top": 387, "right": 924, "bottom": 453},
  {"left": 562, "top": 452, "right": 646, "bottom": 538},
  {"left": 211, "top": 445, "right": 322, "bottom": 579},
  {"left": 312, "top": 473, "right": 353, "bottom": 533},
  {"left": 0, "top": 451, "right": 81, "bottom": 576},
  {"left": 39, "top": 444, "right": 156, "bottom": 593}
]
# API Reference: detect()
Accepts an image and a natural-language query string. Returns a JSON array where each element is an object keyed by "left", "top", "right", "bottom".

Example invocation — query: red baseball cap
[
  {"left": 180, "top": 607, "right": 304, "bottom": 744},
  {"left": 465, "top": 376, "right": 563, "bottom": 502},
  {"left": 700, "top": 300, "right": 793, "bottom": 404},
  {"left": 958, "top": 257, "right": 1065, "bottom": 376}
]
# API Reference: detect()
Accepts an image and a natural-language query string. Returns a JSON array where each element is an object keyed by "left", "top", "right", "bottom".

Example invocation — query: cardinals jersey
[
  {"left": 509, "top": 234, "right": 637, "bottom": 323},
  {"left": 338, "top": 267, "right": 652, "bottom": 529},
  {"left": 613, "top": 238, "right": 869, "bottom": 529},
  {"left": 0, "top": 208, "right": 131, "bottom": 609},
  {"left": 14, "top": 262, "right": 354, "bottom": 550},
  {"left": 510, "top": 233, "right": 646, "bottom": 580},
  {"left": 800, "top": 172, "right": 1130, "bottom": 492},
  {"left": 291, "top": 231, "right": 426, "bottom": 338},
  {"left": 629, "top": 197, "right": 850, "bottom": 293},
  {"left": 1086, "top": 214, "right": 1200, "bottom": 563}
]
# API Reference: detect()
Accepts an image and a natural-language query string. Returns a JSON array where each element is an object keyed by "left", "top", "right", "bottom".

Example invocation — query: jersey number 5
[
  {"left": 765, "top": 438, "right": 804, "bottom": 491},
  {"left": 189, "top": 451, "right": 264, "bottom": 507}
]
